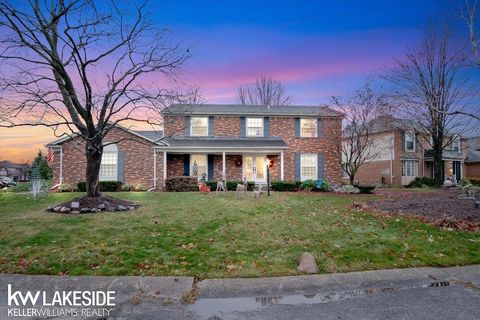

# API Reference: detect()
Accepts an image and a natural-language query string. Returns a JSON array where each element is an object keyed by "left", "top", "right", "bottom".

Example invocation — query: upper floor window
[
  {"left": 301, "top": 154, "right": 317, "bottom": 181},
  {"left": 300, "top": 119, "right": 317, "bottom": 137},
  {"left": 191, "top": 117, "right": 208, "bottom": 136},
  {"left": 451, "top": 138, "right": 460, "bottom": 151},
  {"left": 404, "top": 132, "right": 415, "bottom": 151},
  {"left": 100, "top": 144, "right": 118, "bottom": 181},
  {"left": 246, "top": 118, "right": 263, "bottom": 137}
]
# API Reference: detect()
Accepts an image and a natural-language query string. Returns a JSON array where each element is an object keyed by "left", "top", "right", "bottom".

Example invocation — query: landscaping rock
[
  {"left": 90, "top": 208, "right": 99, "bottom": 213},
  {"left": 117, "top": 205, "right": 127, "bottom": 211},
  {"left": 53, "top": 206, "right": 62, "bottom": 212},
  {"left": 80, "top": 208, "right": 91, "bottom": 214},
  {"left": 71, "top": 210, "right": 80, "bottom": 214},
  {"left": 98, "top": 204, "right": 106, "bottom": 210},
  {"left": 59, "top": 207, "right": 71, "bottom": 213},
  {"left": 128, "top": 206, "right": 136, "bottom": 211},
  {"left": 297, "top": 252, "right": 319, "bottom": 274},
  {"left": 71, "top": 201, "right": 80, "bottom": 209},
  {"left": 107, "top": 206, "right": 116, "bottom": 212},
  {"left": 47, "top": 205, "right": 54, "bottom": 212}
]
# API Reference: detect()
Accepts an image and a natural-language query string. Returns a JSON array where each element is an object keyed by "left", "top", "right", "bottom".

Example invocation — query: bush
[
  {"left": 134, "top": 183, "right": 148, "bottom": 191},
  {"left": 204, "top": 180, "right": 255, "bottom": 191},
  {"left": 334, "top": 184, "right": 360, "bottom": 194},
  {"left": 165, "top": 176, "right": 199, "bottom": 192},
  {"left": 354, "top": 185, "right": 376, "bottom": 194},
  {"left": 77, "top": 181, "right": 122, "bottom": 192},
  {"left": 59, "top": 183, "right": 78, "bottom": 192},
  {"left": 271, "top": 181, "right": 300, "bottom": 192},
  {"left": 300, "top": 179, "right": 317, "bottom": 191},
  {"left": 469, "top": 179, "right": 480, "bottom": 186},
  {"left": 317, "top": 179, "right": 331, "bottom": 192},
  {"left": 7, "top": 181, "right": 52, "bottom": 193},
  {"left": 406, "top": 177, "right": 435, "bottom": 188},
  {"left": 121, "top": 183, "right": 134, "bottom": 191}
]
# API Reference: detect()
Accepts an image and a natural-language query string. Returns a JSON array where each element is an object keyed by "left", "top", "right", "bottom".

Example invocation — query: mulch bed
[
  {"left": 47, "top": 195, "right": 139, "bottom": 214},
  {"left": 364, "top": 188, "right": 480, "bottom": 232}
]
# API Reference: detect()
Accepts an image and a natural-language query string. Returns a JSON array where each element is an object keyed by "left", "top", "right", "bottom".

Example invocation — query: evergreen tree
[{"left": 30, "top": 151, "right": 53, "bottom": 180}]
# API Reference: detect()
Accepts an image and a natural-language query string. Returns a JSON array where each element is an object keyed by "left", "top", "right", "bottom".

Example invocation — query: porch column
[
  {"left": 163, "top": 151, "right": 167, "bottom": 183},
  {"left": 222, "top": 151, "right": 226, "bottom": 179},
  {"left": 280, "top": 150, "right": 284, "bottom": 181}
]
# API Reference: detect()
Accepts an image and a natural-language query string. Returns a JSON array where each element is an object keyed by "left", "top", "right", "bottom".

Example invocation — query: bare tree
[
  {"left": 330, "top": 82, "right": 389, "bottom": 185},
  {"left": 0, "top": 0, "right": 191, "bottom": 197},
  {"left": 462, "top": 0, "right": 479, "bottom": 64},
  {"left": 383, "top": 25, "right": 474, "bottom": 187},
  {"left": 237, "top": 76, "right": 292, "bottom": 106}
]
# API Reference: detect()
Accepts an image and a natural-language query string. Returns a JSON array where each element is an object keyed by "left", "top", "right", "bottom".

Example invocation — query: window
[
  {"left": 300, "top": 119, "right": 317, "bottom": 137},
  {"left": 190, "top": 117, "right": 208, "bottom": 136},
  {"left": 100, "top": 144, "right": 118, "bottom": 181},
  {"left": 401, "top": 160, "right": 418, "bottom": 177},
  {"left": 191, "top": 154, "right": 207, "bottom": 180},
  {"left": 246, "top": 118, "right": 263, "bottom": 137},
  {"left": 301, "top": 154, "right": 317, "bottom": 181},
  {"left": 451, "top": 138, "right": 460, "bottom": 151},
  {"left": 404, "top": 132, "right": 415, "bottom": 151}
]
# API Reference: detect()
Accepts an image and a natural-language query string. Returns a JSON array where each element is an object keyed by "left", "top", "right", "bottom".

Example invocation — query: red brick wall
[
  {"left": 214, "top": 116, "right": 241, "bottom": 136},
  {"left": 51, "top": 127, "right": 156, "bottom": 188},
  {"left": 466, "top": 163, "right": 480, "bottom": 179},
  {"left": 353, "top": 160, "right": 393, "bottom": 186},
  {"left": 270, "top": 117, "right": 342, "bottom": 183}
]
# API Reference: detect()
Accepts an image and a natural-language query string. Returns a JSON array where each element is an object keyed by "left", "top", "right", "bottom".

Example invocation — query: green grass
[{"left": 0, "top": 192, "right": 479, "bottom": 278}]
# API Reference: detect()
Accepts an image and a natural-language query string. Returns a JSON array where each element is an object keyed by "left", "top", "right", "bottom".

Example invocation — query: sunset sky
[{"left": 0, "top": 0, "right": 467, "bottom": 163}]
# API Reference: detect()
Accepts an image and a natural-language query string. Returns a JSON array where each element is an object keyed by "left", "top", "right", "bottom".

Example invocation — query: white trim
[
  {"left": 163, "top": 151, "right": 167, "bottom": 182},
  {"left": 300, "top": 153, "right": 317, "bottom": 181},
  {"left": 243, "top": 154, "right": 267, "bottom": 183},
  {"left": 59, "top": 147, "right": 64, "bottom": 184},
  {"left": 280, "top": 150, "right": 284, "bottom": 181},
  {"left": 222, "top": 152, "right": 226, "bottom": 176},
  {"left": 153, "top": 150, "right": 157, "bottom": 188}
]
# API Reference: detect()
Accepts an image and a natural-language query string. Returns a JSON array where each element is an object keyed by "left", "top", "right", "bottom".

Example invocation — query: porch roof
[
  {"left": 155, "top": 136, "right": 288, "bottom": 151},
  {"left": 424, "top": 149, "right": 464, "bottom": 161}
]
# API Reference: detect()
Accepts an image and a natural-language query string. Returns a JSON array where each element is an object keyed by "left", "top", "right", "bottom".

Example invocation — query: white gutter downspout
[
  {"left": 148, "top": 150, "right": 157, "bottom": 192},
  {"left": 390, "top": 133, "right": 394, "bottom": 185},
  {"left": 50, "top": 146, "right": 63, "bottom": 190}
]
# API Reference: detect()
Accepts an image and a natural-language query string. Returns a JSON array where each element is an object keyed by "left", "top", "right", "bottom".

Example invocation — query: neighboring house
[
  {"left": 46, "top": 104, "right": 343, "bottom": 189},
  {"left": 349, "top": 116, "right": 468, "bottom": 186},
  {"left": 465, "top": 137, "right": 480, "bottom": 179},
  {"left": 0, "top": 160, "right": 29, "bottom": 181}
]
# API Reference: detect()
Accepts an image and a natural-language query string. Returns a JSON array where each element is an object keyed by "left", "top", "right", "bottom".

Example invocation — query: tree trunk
[
  {"left": 349, "top": 175, "right": 355, "bottom": 185},
  {"left": 432, "top": 144, "right": 443, "bottom": 188},
  {"left": 85, "top": 140, "right": 103, "bottom": 197}
]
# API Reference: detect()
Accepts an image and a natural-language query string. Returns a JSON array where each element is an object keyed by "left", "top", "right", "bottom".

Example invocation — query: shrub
[
  {"left": 334, "top": 184, "right": 360, "bottom": 194},
  {"left": 406, "top": 177, "right": 435, "bottom": 188},
  {"left": 134, "top": 184, "right": 148, "bottom": 191},
  {"left": 300, "top": 179, "right": 317, "bottom": 191},
  {"left": 165, "top": 176, "right": 199, "bottom": 192},
  {"left": 77, "top": 181, "right": 122, "bottom": 192},
  {"left": 204, "top": 180, "right": 255, "bottom": 191},
  {"left": 271, "top": 181, "right": 300, "bottom": 192},
  {"left": 59, "top": 183, "right": 78, "bottom": 192},
  {"left": 317, "top": 180, "right": 331, "bottom": 192},
  {"left": 354, "top": 185, "right": 376, "bottom": 194},
  {"left": 121, "top": 183, "right": 134, "bottom": 191},
  {"left": 8, "top": 181, "right": 52, "bottom": 193},
  {"left": 469, "top": 179, "right": 480, "bottom": 186}
]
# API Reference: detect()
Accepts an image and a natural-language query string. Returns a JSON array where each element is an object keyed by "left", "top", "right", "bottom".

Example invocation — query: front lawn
[{"left": 0, "top": 192, "right": 479, "bottom": 278}]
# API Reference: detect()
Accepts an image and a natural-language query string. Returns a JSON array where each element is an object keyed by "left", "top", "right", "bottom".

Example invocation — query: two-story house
[
  {"left": 47, "top": 104, "right": 342, "bottom": 189},
  {"left": 350, "top": 116, "right": 468, "bottom": 186}
]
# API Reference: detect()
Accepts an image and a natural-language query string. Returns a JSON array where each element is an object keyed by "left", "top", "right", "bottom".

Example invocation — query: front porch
[
  {"left": 153, "top": 137, "right": 288, "bottom": 188},
  {"left": 424, "top": 150, "right": 465, "bottom": 182}
]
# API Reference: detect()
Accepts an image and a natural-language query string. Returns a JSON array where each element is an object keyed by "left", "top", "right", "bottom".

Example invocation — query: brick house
[
  {"left": 350, "top": 116, "right": 468, "bottom": 186},
  {"left": 47, "top": 104, "right": 343, "bottom": 189},
  {"left": 465, "top": 137, "right": 480, "bottom": 179}
]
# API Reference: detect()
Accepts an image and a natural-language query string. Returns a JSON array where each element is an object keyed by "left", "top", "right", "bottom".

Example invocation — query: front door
[{"left": 244, "top": 155, "right": 266, "bottom": 183}]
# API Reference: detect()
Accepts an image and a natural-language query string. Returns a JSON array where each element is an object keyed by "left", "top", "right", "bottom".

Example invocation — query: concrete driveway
[{"left": 1, "top": 265, "right": 479, "bottom": 319}]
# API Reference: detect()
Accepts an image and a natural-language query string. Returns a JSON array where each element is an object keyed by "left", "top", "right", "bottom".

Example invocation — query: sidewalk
[{"left": 0, "top": 265, "right": 479, "bottom": 319}]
